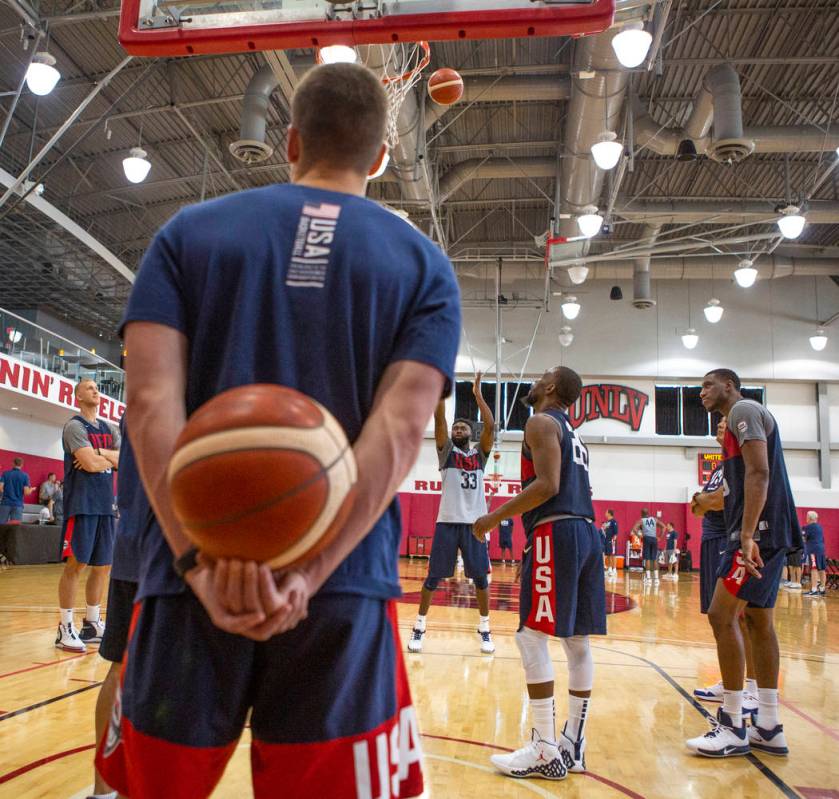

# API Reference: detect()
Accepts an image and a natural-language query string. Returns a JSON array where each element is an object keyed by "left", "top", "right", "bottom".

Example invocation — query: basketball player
[
  {"left": 499, "top": 518, "right": 514, "bottom": 564},
  {"left": 407, "top": 373, "right": 495, "bottom": 655},
  {"left": 473, "top": 366, "right": 605, "bottom": 781},
  {"left": 97, "top": 62, "right": 460, "bottom": 799},
  {"left": 56, "top": 378, "right": 120, "bottom": 652},
  {"left": 686, "top": 369, "right": 801, "bottom": 758},
  {"left": 602, "top": 509, "right": 618, "bottom": 579},
  {"left": 0, "top": 457, "right": 30, "bottom": 522},
  {"left": 631, "top": 509, "right": 665, "bottom": 584},
  {"left": 691, "top": 418, "right": 759, "bottom": 719},
  {"left": 662, "top": 523, "right": 679, "bottom": 580},
  {"left": 90, "top": 415, "right": 146, "bottom": 799},
  {"left": 803, "top": 511, "right": 826, "bottom": 597}
]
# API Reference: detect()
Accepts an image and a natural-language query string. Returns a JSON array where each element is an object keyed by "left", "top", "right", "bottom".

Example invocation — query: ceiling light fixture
[
  {"left": 567, "top": 264, "right": 589, "bottom": 284},
  {"left": 25, "top": 52, "right": 60, "bottom": 95},
  {"left": 611, "top": 28, "right": 652, "bottom": 69},
  {"left": 558, "top": 326, "right": 574, "bottom": 347},
  {"left": 577, "top": 205, "right": 603, "bottom": 238},
  {"left": 122, "top": 147, "right": 151, "bottom": 183},
  {"left": 590, "top": 131, "right": 623, "bottom": 170},
  {"left": 681, "top": 328, "right": 699, "bottom": 349},
  {"left": 703, "top": 298, "right": 724, "bottom": 323},
  {"left": 561, "top": 296, "right": 581, "bottom": 320},
  {"left": 809, "top": 328, "right": 828, "bottom": 351},
  {"left": 319, "top": 44, "right": 358, "bottom": 64},
  {"left": 776, "top": 205, "right": 806, "bottom": 239},
  {"left": 734, "top": 260, "right": 758, "bottom": 288}
]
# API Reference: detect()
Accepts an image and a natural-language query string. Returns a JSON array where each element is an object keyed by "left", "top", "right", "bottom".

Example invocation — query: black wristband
[{"left": 173, "top": 546, "right": 200, "bottom": 578}]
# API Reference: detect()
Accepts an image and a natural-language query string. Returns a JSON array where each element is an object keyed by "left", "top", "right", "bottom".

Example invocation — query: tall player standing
[
  {"left": 97, "top": 63, "right": 460, "bottom": 799},
  {"left": 631, "top": 509, "right": 666, "bottom": 585},
  {"left": 55, "top": 378, "right": 120, "bottom": 652},
  {"left": 407, "top": 372, "right": 495, "bottom": 655},
  {"left": 686, "top": 369, "right": 801, "bottom": 758},
  {"left": 473, "top": 367, "right": 605, "bottom": 781}
]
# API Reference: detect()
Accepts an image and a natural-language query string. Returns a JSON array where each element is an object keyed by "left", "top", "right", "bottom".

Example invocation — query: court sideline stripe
[
  {"left": 0, "top": 651, "right": 95, "bottom": 680},
  {"left": 0, "top": 744, "right": 95, "bottom": 785},
  {"left": 595, "top": 645, "right": 800, "bottom": 799},
  {"left": 780, "top": 699, "right": 839, "bottom": 743},
  {"left": 0, "top": 682, "right": 101, "bottom": 722}
]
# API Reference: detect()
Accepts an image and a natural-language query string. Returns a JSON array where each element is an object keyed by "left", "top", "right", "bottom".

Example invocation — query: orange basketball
[
  {"left": 167, "top": 384, "right": 357, "bottom": 569},
  {"left": 428, "top": 67, "right": 464, "bottom": 105}
]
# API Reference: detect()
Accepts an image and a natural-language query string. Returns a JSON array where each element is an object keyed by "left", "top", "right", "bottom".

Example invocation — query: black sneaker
[{"left": 79, "top": 619, "right": 105, "bottom": 643}]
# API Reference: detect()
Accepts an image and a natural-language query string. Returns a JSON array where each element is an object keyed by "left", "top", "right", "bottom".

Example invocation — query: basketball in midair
[
  {"left": 428, "top": 67, "right": 464, "bottom": 105},
  {"left": 167, "top": 384, "right": 357, "bottom": 569}
]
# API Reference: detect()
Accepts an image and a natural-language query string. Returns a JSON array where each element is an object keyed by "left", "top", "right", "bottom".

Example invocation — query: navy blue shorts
[
  {"left": 428, "top": 522, "right": 489, "bottom": 581},
  {"left": 499, "top": 526, "right": 513, "bottom": 550},
  {"left": 808, "top": 550, "right": 826, "bottom": 571},
  {"left": 700, "top": 535, "right": 727, "bottom": 614},
  {"left": 519, "top": 518, "right": 607, "bottom": 638},
  {"left": 786, "top": 549, "right": 805, "bottom": 568},
  {"left": 97, "top": 592, "right": 423, "bottom": 799},
  {"left": 642, "top": 537, "right": 658, "bottom": 562},
  {"left": 718, "top": 547, "right": 786, "bottom": 609},
  {"left": 99, "top": 578, "right": 138, "bottom": 663},
  {"left": 64, "top": 514, "right": 115, "bottom": 566},
  {"left": 605, "top": 538, "right": 617, "bottom": 556}
]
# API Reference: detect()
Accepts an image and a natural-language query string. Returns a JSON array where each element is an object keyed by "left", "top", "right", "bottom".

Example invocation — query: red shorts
[{"left": 96, "top": 593, "right": 423, "bottom": 799}]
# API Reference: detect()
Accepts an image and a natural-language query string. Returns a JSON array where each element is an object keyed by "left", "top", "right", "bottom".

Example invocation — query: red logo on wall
[{"left": 567, "top": 384, "right": 649, "bottom": 432}]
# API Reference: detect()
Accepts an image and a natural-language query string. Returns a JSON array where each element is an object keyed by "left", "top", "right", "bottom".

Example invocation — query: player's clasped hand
[{"left": 186, "top": 558, "right": 312, "bottom": 640}]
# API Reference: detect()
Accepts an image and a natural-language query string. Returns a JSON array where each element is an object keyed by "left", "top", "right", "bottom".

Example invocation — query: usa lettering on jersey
[
  {"left": 353, "top": 706, "right": 422, "bottom": 799},
  {"left": 286, "top": 202, "right": 342, "bottom": 288}
]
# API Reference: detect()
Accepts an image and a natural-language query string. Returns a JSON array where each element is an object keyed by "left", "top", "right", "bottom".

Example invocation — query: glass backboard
[{"left": 119, "top": 0, "right": 615, "bottom": 57}]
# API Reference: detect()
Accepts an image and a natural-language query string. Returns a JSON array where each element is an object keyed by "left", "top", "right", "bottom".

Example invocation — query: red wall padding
[{"left": 396, "top": 492, "right": 839, "bottom": 563}]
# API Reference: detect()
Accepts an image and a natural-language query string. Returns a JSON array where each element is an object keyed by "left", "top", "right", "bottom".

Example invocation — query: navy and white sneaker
[
  {"left": 742, "top": 692, "right": 759, "bottom": 724},
  {"left": 693, "top": 680, "right": 724, "bottom": 702},
  {"left": 490, "top": 729, "right": 568, "bottom": 781},
  {"left": 478, "top": 628, "right": 495, "bottom": 654},
  {"left": 55, "top": 622, "right": 86, "bottom": 652},
  {"left": 407, "top": 627, "right": 425, "bottom": 653},
  {"left": 748, "top": 723, "right": 789, "bottom": 756},
  {"left": 558, "top": 724, "right": 586, "bottom": 773},
  {"left": 79, "top": 619, "right": 105, "bottom": 644},
  {"left": 686, "top": 710, "right": 750, "bottom": 758}
]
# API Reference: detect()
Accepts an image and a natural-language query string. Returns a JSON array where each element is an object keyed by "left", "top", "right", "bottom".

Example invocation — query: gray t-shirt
[
  {"left": 39, "top": 481, "right": 58, "bottom": 502},
  {"left": 727, "top": 399, "right": 774, "bottom": 446},
  {"left": 62, "top": 418, "right": 121, "bottom": 455}
]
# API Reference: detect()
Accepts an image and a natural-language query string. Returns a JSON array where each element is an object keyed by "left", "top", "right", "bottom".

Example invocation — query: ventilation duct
[
  {"left": 230, "top": 64, "right": 279, "bottom": 164},
  {"left": 632, "top": 225, "right": 659, "bottom": 309},
  {"left": 704, "top": 63, "right": 753, "bottom": 164}
]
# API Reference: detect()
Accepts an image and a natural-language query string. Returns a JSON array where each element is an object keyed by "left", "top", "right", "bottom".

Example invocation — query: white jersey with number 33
[{"left": 436, "top": 439, "right": 489, "bottom": 524}]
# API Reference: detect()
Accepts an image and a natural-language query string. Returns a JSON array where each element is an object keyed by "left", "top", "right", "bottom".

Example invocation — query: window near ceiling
[
  {"left": 655, "top": 384, "right": 765, "bottom": 437},
  {"left": 453, "top": 380, "right": 532, "bottom": 432}
]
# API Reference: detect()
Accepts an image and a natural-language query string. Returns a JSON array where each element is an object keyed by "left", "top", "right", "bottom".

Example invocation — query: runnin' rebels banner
[{"left": 0, "top": 353, "right": 125, "bottom": 422}]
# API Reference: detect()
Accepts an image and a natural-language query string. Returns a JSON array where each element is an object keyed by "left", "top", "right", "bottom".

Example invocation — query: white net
[{"left": 366, "top": 42, "right": 430, "bottom": 148}]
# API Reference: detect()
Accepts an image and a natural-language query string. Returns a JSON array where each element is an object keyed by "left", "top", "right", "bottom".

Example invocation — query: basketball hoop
[{"left": 316, "top": 41, "right": 430, "bottom": 148}]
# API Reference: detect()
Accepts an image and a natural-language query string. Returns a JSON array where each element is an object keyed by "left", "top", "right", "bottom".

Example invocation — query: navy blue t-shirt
[
  {"left": 121, "top": 184, "right": 460, "bottom": 601},
  {"left": 803, "top": 523, "right": 824, "bottom": 554},
  {"left": 112, "top": 416, "right": 149, "bottom": 583},
  {"left": 604, "top": 518, "right": 618, "bottom": 543},
  {"left": 520, "top": 409, "right": 594, "bottom": 532},
  {"left": 0, "top": 468, "right": 29, "bottom": 507},
  {"left": 722, "top": 399, "right": 802, "bottom": 553},
  {"left": 701, "top": 465, "right": 726, "bottom": 540},
  {"left": 666, "top": 530, "right": 678, "bottom": 550}
]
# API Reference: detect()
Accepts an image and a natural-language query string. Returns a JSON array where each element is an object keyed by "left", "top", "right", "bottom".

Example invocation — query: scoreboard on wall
[{"left": 698, "top": 452, "right": 723, "bottom": 484}]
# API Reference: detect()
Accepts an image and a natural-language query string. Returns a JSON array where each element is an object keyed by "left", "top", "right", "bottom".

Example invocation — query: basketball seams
[{"left": 167, "top": 425, "right": 340, "bottom": 478}]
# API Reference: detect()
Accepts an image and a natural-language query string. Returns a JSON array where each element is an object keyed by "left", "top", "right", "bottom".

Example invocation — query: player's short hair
[
  {"left": 807, "top": 510, "right": 819, "bottom": 521},
  {"left": 606, "top": 509, "right": 614, "bottom": 517},
  {"left": 452, "top": 418, "right": 474, "bottom": 436},
  {"left": 48, "top": 472, "right": 55, "bottom": 478},
  {"left": 291, "top": 63, "right": 388, "bottom": 176},
  {"left": 13, "top": 457, "right": 23, "bottom": 467},
  {"left": 551, "top": 366, "right": 583, "bottom": 407},
  {"left": 641, "top": 508, "right": 649, "bottom": 516},
  {"left": 705, "top": 368, "right": 741, "bottom": 391},
  {"left": 74, "top": 377, "right": 96, "bottom": 397}
]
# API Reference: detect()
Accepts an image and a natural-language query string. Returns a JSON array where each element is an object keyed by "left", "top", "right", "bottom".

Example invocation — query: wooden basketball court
[{"left": 1, "top": 560, "right": 836, "bottom": 798}]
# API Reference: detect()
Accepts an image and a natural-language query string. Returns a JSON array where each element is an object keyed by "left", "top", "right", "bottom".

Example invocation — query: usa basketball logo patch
[{"left": 737, "top": 420, "right": 748, "bottom": 433}]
